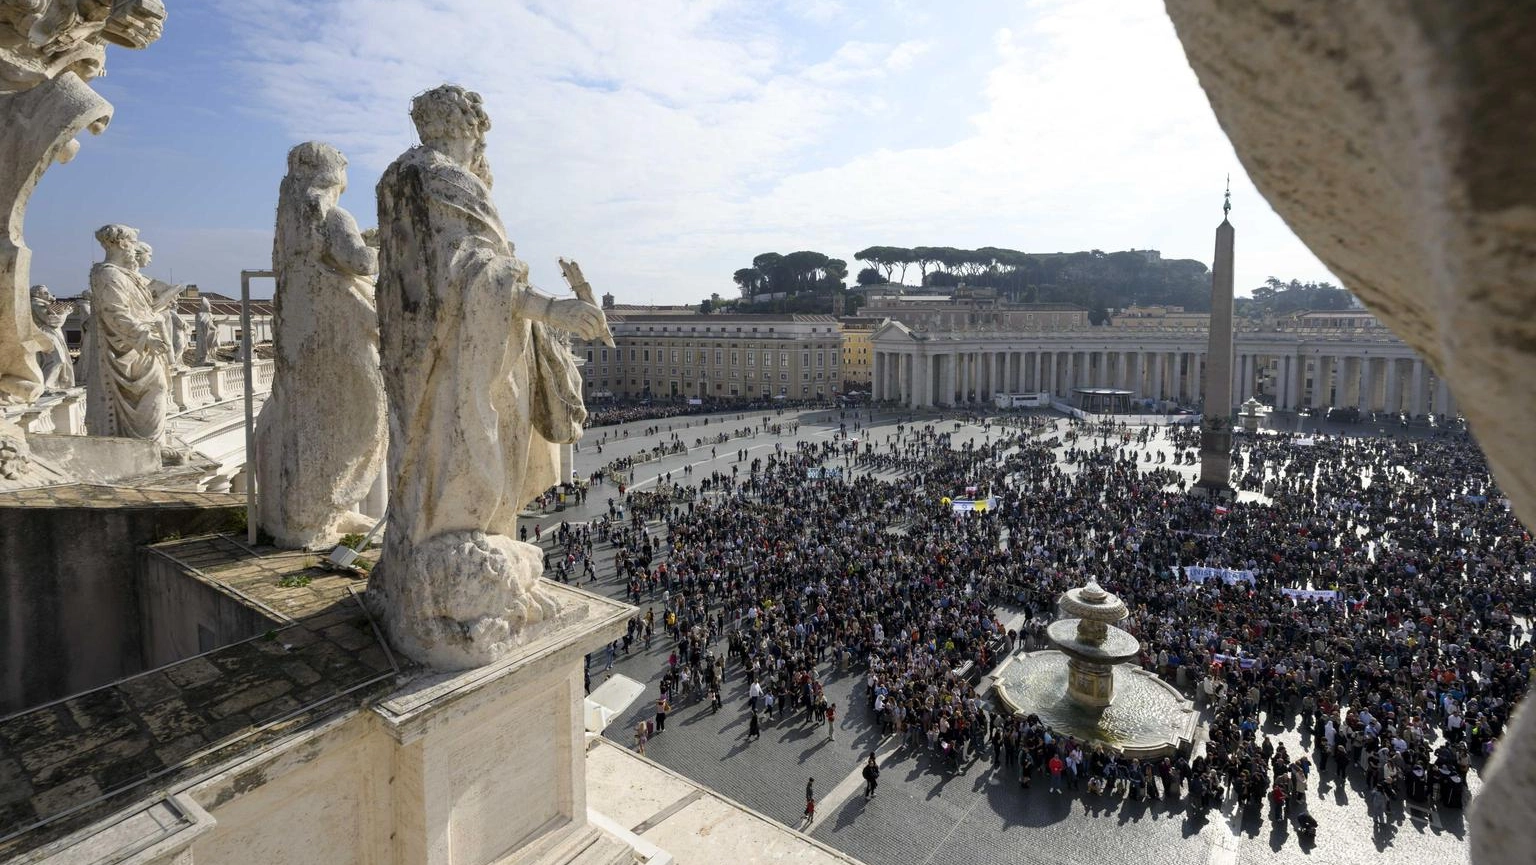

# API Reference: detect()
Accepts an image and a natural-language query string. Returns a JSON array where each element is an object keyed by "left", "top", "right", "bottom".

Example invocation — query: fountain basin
[{"left": 993, "top": 650, "right": 1200, "bottom": 758}]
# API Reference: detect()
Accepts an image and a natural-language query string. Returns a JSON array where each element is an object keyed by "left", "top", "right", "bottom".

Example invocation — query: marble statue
[
  {"left": 254, "top": 141, "right": 387, "bottom": 550},
  {"left": 0, "top": 0, "right": 164, "bottom": 404},
  {"left": 28, "top": 284, "right": 73, "bottom": 390},
  {"left": 134, "top": 242, "right": 189, "bottom": 367},
  {"left": 368, "top": 84, "right": 612, "bottom": 669},
  {"left": 193, "top": 296, "right": 216, "bottom": 364},
  {"left": 84, "top": 224, "right": 179, "bottom": 440}
]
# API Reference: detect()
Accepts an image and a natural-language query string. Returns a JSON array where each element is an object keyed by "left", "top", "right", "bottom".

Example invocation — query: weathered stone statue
[
  {"left": 0, "top": 0, "right": 165, "bottom": 404},
  {"left": 84, "top": 224, "right": 178, "bottom": 440},
  {"left": 254, "top": 141, "right": 387, "bottom": 550},
  {"left": 193, "top": 296, "right": 217, "bottom": 364},
  {"left": 28, "top": 285, "right": 73, "bottom": 390},
  {"left": 369, "top": 84, "right": 612, "bottom": 669},
  {"left": 133, "top": 242, "right": 188, "bottom": 367}
]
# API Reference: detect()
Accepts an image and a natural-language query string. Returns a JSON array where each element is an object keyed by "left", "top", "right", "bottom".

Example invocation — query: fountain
[
  {"left": 993, "top": 579, "right": 1201, "bottom": 758},
  {"left": 1048, "top": 580, "right": 1141, "bottom": 709}
]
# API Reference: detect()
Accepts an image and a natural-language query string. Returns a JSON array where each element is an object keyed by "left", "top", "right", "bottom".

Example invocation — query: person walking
[
  {"left": 746, "top": 710, "right": 761, "bottom": 742},
  {"left": 862, "top": 754, "right": 880, "bottom": 799},
  {"left": 825, "top": 702, "right": 837, "bottom": 740},
  {"left": 804, "top": 778, "right": 816, "bottom": 825}
]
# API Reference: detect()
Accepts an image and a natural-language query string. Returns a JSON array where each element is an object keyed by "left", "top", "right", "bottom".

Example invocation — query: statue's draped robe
[
  {"left": 254, "top": 193, "right": 387, "bottom": 549},
  {"left": 84, "top": 263, "right": 167, "bottom": 439},
  {"left": 375, "top": 146, "right": 584, "bottom": 551}
]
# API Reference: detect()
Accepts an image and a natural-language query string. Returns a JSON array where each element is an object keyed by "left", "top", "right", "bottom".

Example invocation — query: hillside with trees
[
  {"left": 713, "top": 245, "right": 1347, "bottom": 321},
  {"left": 853, "top": 246, "right": 1212, "bottom": 323},
  {"left": 725, "top": 250, "right": 852, "bottom": 314},
  {"left": 1234, "top": 277, "right": 1354, "bottom": 317}
]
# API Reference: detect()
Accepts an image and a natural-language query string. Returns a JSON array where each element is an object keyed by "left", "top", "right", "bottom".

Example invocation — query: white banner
[
  {"left": 1281, "top": 587, "right": 1339, "bottom": 602},
  {"left": 1182, "top": 565, "right": 1257, "bottom": 585}
]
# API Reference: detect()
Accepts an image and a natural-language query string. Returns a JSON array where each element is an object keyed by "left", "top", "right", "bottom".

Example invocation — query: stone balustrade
[{"left": 1, "top": 360, "right": 275, "bottom": 436}]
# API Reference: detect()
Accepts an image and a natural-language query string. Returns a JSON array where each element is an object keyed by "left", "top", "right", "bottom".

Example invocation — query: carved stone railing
[
  {"left": 171, "top": 360, "right": 273, "bottom": 415},
  {"left": 0, "top": 388, "right": 86, "bottom": 435},
  {"left": 0, "top": 360, "right": 275, "bottom": 436}
]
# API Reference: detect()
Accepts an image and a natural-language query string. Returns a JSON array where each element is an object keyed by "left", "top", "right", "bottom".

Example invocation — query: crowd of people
[{"left": 556, "top": 406, "right": 1533, "bottom": 840}]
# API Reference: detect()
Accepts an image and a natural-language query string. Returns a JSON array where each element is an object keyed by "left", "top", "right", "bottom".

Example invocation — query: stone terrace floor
[
  {"left": 542, "top": 406, "right": 1479, "bottom": 865},
  {"left": 0, "top": 539, "right": 395, "bottom": 858}
]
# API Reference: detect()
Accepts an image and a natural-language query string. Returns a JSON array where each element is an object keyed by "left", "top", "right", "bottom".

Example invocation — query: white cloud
[{"left": 222, "top": 0, "right": 1334, "bottom": 303}]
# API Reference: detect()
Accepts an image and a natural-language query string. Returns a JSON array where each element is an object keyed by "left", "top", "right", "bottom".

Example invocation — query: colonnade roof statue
[
  {"left": 367, "top": 84, "right": 613, "bottom": 670},
  {"left": 1161, "top": 4, "right": 1536, "bottom": 863},
  {"left": 83, "top": 223, "right": 179, "bottom": 440},
  {"left": 255, "top": 141, "right": 388, "bottom": 550}
]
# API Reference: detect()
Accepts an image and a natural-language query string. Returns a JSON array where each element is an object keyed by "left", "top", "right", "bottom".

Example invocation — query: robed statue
[
  {"left": 28, "top": 284, "right": 73, "bottom": 390},
  {"left": 194, "top": 296, "right": 217, "bottom": 364},
  {"left": 255, "top": 141, "right": 387, "bottom": 550},
  {"left": 84, "top": 224, "right": 178, "bottom": 440},
  {"left": 368, "top": 84, "right": 611, "bottom": 669}
]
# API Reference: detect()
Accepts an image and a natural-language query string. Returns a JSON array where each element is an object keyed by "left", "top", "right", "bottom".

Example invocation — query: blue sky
[{"left": 25, "top": 0, "right": 1335, "bottom": 302}]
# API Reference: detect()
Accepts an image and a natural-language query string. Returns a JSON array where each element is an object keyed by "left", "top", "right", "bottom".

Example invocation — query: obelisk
[{"left": 1197, "top": 181, "right": 1235, "bottom": 493}]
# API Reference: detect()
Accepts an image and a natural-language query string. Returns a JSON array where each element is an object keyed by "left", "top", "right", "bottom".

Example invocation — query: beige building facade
[
  {"left": 572, "top": 312, "right": 844, "bottom": 400},
  {"left": 837, "top": 316, "right": 883, "bottom": 391}
]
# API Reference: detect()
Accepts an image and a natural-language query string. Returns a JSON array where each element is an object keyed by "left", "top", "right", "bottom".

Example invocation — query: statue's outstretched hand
[{"left": 547, "top": 298, "right": 612, "bottom": 345}]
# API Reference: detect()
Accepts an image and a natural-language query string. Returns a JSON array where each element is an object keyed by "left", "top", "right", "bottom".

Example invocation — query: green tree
[{"left": 856, "top": 266, "right": 885, "bottom": 285}]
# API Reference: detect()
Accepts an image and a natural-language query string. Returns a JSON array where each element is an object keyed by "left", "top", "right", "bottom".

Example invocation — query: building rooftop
[
  {"left": 0, "top": 536, "right": 397, "bottom": 858},
  {"left": 609, "top": 313, "right": 839, "bottom": 324}
]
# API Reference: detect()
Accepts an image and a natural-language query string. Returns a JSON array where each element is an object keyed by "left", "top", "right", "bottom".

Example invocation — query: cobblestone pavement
[{"left": 532, "top": 408, "right": 1476, "bottom": 865}]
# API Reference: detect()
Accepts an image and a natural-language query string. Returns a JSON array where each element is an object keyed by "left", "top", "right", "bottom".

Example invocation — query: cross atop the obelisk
[{"left": 1223, "top": 174, "right": 1231, "bottom": 218}]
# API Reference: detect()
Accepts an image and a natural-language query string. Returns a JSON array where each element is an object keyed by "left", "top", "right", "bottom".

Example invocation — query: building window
[
  {"left": 585, "top": 349, "right": 593, "bottom": 363},
  {"left": 730, "top": 351, "right": 738, "bottom": 365},
  {"left": 629, "top": 349, "right": 636, "bottom": 362},
  {"left": 644, "top": 349, "right": 650, "bottom": 362},
  {"left": 715, "top": 350, "right": 723, "bottom": 364},
  {"left": 671, "top": 349, "right": 679, "bottom": 363},
  {"left": 601, "top": 348, "right": 609, "bottom": 362},
  {"left": 747, "top": 351, "right": 754, "bottom": 364}
]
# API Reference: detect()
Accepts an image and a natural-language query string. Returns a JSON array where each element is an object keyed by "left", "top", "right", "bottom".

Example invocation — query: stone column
[
  {"left": 1409, "top": 359, "right": 1425, "bottom": 415},
  {"left": 1434, "top": 375, "right": 1452, "bottom": 416},
  {"left": 1357, "top": 356, "right": 1373, "bottom": 411},
  {"left": 1151, "top": 352, "right": 1165, "bottom": 402},
  {"left": 1289, "top": 354, "right": 1304, "bottom": 410},
  {"left": 1384, "top": 359, "right": 1401, "bottom": 413},
  {"left": 945, "top": 352, "right": 957, "bottom": 406},
  {"left": 1331, "top": 355, "right": 1346, "bottom": 407}
]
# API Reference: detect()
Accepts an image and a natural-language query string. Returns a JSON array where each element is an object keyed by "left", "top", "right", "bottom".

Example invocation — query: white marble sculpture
[
  {"left": 193, "top": 296, "right": 217, "bottom": 364},
  {"left": 254, "top": 141, "right": 387, "bottom": 550},
  {"left": 0, "top": 0, "right": 164, "bottom": 405},
  {"left": 84, "top": 224, "right": 179, "bottom": 441},
  {"left": 28, "top": 285, "right": 73, "bottom": 390},
  {"left": 134, "top": 242, "right": 189, "bottom": 367},
  {"left": 369, "top": 84, "right": 612, "bottom": 669}
]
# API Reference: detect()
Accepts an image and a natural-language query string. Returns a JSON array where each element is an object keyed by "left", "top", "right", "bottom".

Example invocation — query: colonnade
[{"left": 871, "top": 344, "right": 1454, "bottom": 416}]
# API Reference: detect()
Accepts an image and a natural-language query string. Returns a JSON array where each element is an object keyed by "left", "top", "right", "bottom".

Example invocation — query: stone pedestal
[
  {"left": 373, "top": 582, "right": 638, "bottom": 865},
  {"left": 1065, "top": 656, "right": 1114, "bottom": 709}
]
